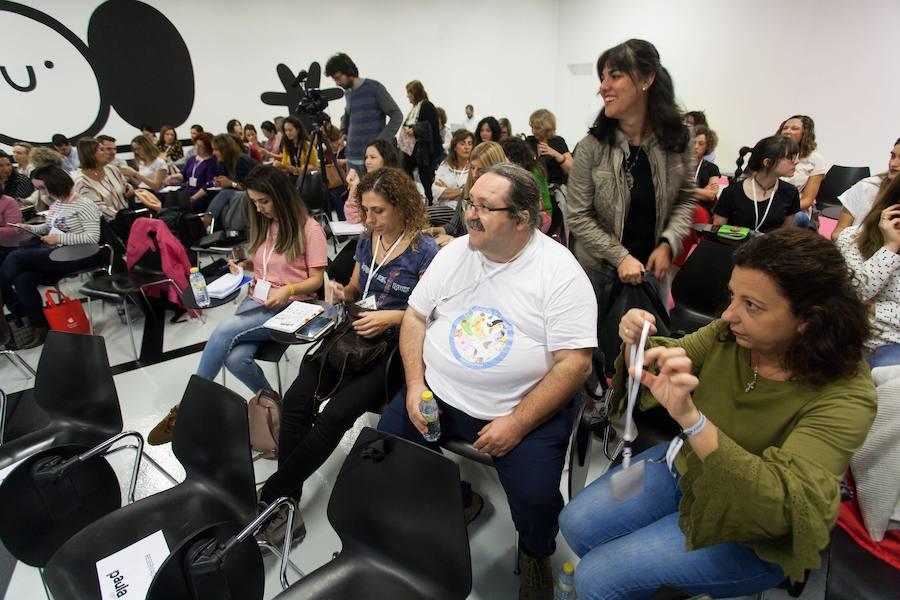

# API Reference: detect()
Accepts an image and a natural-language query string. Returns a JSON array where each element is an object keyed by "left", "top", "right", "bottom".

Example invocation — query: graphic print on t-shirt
[{"left": 449, "top": 306, "right": 513, "bottom": 369}]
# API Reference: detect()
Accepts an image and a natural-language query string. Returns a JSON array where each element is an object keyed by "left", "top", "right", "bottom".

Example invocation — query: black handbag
[{"left": 312, "top": 308, "right": 392, "bottom": 400}]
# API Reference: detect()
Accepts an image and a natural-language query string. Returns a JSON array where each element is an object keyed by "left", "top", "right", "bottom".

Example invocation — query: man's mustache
[{"left": 466, "top": 219, "right": 485, "bottom": 231}]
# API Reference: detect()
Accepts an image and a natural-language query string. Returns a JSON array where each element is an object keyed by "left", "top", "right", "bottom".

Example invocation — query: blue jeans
[
  {"left": 869, "top": 343, "right": 900, "bottom": 369},
  {"left": 195, "top": 298, "right": 276, "bottom": 393},
  {"left": 559, "top": 443, "right": 785, "bottom": 599},
  {"left": 378, "top": 386, "right": 577, "bottom": 558}
]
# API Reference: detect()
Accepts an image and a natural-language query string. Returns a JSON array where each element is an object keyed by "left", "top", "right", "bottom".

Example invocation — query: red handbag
[{"left": 43, "top": 289, "right": 90, "bottom": 334}]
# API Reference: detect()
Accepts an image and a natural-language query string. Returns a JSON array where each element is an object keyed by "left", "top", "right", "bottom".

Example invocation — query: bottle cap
[
  {"left": 563, "top": 562, "right": 574, "bottom": 575},
  {"left": 190, "top": 267, "right": 199, "bottom": 273},
  {"left": 421, "top": 391, "right": 433, "bottom": 401}
]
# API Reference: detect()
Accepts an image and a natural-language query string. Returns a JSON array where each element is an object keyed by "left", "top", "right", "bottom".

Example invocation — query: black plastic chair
[
  {"left": 816, "top": 165, "right": 871, "bottom": 212},
  {"left": 0, "top": 331, "right": 120, "bottom": 470},
  {"left": 274, "top": 428, "right": 472, "bottom": 600},
  {"left": 669, "top": 240, "right": 736, "bottom": 336},
  {"left": 43, "top": 375, "right": 258, "bottom": 600}
]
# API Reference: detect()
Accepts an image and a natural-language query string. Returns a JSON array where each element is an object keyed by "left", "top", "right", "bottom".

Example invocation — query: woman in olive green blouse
[{"left": 560, "top": 228, "right": 876, "bottom": 599}]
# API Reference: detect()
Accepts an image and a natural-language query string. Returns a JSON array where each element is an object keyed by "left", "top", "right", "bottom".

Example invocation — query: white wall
[
  {"left": 556, "top": 0, "right": 900, "bottom": 173},
  {"left": 3, "top": 0, "right": 898, "bottom": 175},
  {"left": 1, "top": 0, "right": 560, "bottom": 149}
]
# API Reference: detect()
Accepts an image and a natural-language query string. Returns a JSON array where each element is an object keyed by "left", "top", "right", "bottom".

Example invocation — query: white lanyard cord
[
  {"left": 261, "top": 234, "right": 276, "bottom": 282},
  {"left": 623, "top": 321, "right": 652, "bottom": 469},
  {"left": 750, "top": 178, "right": 775, "bottom": 232},
  {"left": 694, "top": 161, "right": 702, "bottom": 184},
  {"left": 362, "top": 232, "right": 406, "bottom": 301}
]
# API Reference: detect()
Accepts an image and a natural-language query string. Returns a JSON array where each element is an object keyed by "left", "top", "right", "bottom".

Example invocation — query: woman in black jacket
[{"left": 400, "top": 80, "right": 442, "bottom": 203}]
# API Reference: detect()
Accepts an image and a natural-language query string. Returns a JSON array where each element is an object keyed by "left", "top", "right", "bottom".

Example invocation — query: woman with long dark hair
[
  {"left": 562, "top": 228, "right": 876, "bottom": 599},
  {"left": 149, "top": 166, "right": 328, "bottom": 444},
  {"left": 832, "top": 138, "right": 900, "bottom": 240},
  {"left": 277, "top": 115, "right": 317, "bottom": 177},
  {"left": 835, "top": 175, "right": 900, "bottom": 368},
  {"left": 566, "top": 39, "right": 695, "bottom": 307},
  {"left": 474, "top": 116, "right": 501, "bottom": 144},
  {"left": 713, "top": 136, "right": 801, "bottom": 233}
]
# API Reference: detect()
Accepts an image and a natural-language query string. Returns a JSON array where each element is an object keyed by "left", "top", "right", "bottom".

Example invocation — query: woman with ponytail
[
  {"left": 835, "top": 175, "right": 900, "bottom": 367},
  {"left": 566, "top": 38, "right": 696, "bottom": 309},
  {"left": 713, "top": 136, "right": 801, "bottom": 233}
]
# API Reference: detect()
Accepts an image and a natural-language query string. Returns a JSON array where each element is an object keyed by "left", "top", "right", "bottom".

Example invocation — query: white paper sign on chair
[{"left": 95, "top": 530, "right": 170, "bottom": 599}]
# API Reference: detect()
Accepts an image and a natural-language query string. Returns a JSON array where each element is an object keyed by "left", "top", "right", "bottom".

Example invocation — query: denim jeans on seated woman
[
  {"left": 559, "top": 442, "right": 785, "bottom": 600},
  {"left": 195, "top": 297, "right": 277, "bottom": 393},
  {"left": 868, "top": 344, "right": 900, "bottom": 369}
]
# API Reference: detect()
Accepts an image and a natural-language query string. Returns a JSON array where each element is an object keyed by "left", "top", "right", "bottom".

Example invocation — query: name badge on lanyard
[
  {"left": 253, "top": 238, "right": 276, "bottom": 302},
  {"left": 359, "top": 232, "right": 405, "bottom": 310}
]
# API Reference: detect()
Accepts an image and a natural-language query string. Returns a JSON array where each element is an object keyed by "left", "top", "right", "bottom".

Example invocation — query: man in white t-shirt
[{"left": 379, "top": 163, "right": 596, "bottom": 598}]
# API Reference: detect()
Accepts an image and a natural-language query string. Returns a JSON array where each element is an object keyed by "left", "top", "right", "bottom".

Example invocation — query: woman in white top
[
  {"left": 120, "top": 135, "right": 166, "bottom": 191},
  {"left": 73, "top": 138, "right": 131, "bottom": 220},
  {"left": 832, "top": 138, "right": 900, "bottom": 241},
  {"left": 430, "top": 129, "right": 475, "bottom": 207},
  {"left": 778, "top": 115, "right": 826, "bottom": 227},
  {"left": 835, "top": 175, "right": 900, "bottom": 368}
]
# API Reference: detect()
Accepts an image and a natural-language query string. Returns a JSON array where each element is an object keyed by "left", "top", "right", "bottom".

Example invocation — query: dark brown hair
[
  {"left": 406, "top": 80, "right": 428, "bottom": 104},
  {"left": 731, "top": 228, "right": 869, "bottom": 386},
  {"left": 77, "top": 138, "right": 102, "bottom": 170},
  {"left": 447, "top": 129, "right": 475, "bottom": 169},
  {"left": 693, "top": 124, "right": 717, "bottom": 155},
  {"left": 243, "top": 165, "right": 309, "bottom": 262}
]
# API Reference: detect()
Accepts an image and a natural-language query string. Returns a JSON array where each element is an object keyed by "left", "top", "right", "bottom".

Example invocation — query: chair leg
[
  {"left": 275, "top": 361, "right": 282, "bottom": 397},
  {"left": 123, "top": 301, "right": 139, "bottom": 360},
  {"left": 87, "top": 297, "right": 94, "bottom": 334},
  {"left": 2, "top": 350, "right": 36, "bottom": 378}
]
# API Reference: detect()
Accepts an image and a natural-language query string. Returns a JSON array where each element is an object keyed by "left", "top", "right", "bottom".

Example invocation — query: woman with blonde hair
[
  {"left": 778, "top": 114, "right": 826, "bottom": 227},
  {"left": 120, "top": 135, "right": 166, "bottom": 190},
  {"left": 527, "top": 108, "right": 573, "bottom": 185}
]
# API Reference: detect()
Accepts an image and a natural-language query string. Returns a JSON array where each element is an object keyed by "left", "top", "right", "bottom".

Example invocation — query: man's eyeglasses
[{"left": 463, "top": 199, "right": 514, "bottom": 215}]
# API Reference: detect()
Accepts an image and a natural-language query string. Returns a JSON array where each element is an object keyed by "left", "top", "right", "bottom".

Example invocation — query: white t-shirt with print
[
  {"left": 409, "top": 232, "right": 597, "bottom": 420},
  {"left": 781, "top": 150, "right": 826, "bottom": 192},
  {"left": 838, "top": 175, "right": 883, "bottom": 225}
]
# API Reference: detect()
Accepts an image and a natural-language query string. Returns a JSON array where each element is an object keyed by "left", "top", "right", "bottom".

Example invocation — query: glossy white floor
[{"left": 0, "top": 271, "right": 826, "bottom": 599}]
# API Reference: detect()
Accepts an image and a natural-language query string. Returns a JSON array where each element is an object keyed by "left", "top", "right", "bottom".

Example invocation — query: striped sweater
[
  {"left": 26, "top": 196, "right": 102, "bottom": 246},
  {"left": 341, "top": 78, "right": 402, "bottom": 162}
]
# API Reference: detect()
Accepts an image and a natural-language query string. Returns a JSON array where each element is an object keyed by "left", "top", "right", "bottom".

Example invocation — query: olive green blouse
[{"left": 611, "top": 320, "right": 876, "bottom": 581}]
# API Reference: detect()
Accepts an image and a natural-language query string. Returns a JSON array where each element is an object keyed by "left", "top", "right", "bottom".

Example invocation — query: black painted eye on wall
[{"left": 0, "top": 0, "right": 195, "bottom": 146}]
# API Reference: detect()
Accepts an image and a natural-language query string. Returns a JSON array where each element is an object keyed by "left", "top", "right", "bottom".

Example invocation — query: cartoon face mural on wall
[{"left": 0, "top": 0, "right": 194, "bottom": 146}]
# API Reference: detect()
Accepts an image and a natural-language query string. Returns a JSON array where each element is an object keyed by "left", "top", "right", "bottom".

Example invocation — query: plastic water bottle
[
  {"left": 420, "top": 391, "right": 441, "bottom": 442},
  {"left": 554, "top": 562, "right": 576, "bottom": 599},
  {"left": 189, "top": 267, "right": 210, "bottom": 308}
]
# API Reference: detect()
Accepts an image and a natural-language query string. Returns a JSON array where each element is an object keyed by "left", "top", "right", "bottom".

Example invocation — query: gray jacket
[{"left": 567, "top": 129, "right": 696, "bottom": 272}]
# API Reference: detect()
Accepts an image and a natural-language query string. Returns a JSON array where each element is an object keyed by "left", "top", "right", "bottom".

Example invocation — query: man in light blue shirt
[{"left": 52, "top": 134, "right": 79, "bottom": 173}]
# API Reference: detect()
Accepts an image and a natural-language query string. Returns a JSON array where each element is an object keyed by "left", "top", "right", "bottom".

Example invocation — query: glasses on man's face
[{"left": 462, "top": 198, "right": 514, "bottom": 215}]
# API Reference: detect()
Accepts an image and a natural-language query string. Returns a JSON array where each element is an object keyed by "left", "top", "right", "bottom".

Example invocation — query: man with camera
[
  {"left": 378, "top": 162, "right": 597, "bottom": 599},
  {"left": 325, "top": 52, "right": 402, "bottom": 175}
]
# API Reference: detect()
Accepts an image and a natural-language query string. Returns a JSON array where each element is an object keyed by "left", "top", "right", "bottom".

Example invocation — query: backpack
[
  {"left": 248, "top": 388, "right": 281, "bottom": 459},
  {"left": 156, "top": 207, "right": 206, "bottom": 248}
]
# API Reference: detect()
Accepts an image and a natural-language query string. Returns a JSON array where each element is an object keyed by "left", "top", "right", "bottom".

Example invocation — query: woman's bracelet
[
  {"left": 287, "top": 283, "right": 296, "bottom": 296},
  {"left": 682, "top": 411, "right": 707, "bottom": 437}
]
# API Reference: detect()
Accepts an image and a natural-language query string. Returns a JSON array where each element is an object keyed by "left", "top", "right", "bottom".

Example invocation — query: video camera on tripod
[{"left": 261, "top": 61, "right": 346, "bottom": 220}]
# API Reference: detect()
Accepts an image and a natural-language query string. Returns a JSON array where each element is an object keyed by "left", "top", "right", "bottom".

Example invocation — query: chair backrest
[
  {"left": 671, "top": 240, "right": 736, "bottom": 316},
  {"left": 328, "top": 428, "right": 471, "bottom": 597},
  {"left": 816, "top": 165, "right": 871, "bottom": 209},
  {"left": 172, "top": 376, "right": 257, "bottom": 517},
  {"left": 35, "top": 332, "right": 121, "bottom": 437}
]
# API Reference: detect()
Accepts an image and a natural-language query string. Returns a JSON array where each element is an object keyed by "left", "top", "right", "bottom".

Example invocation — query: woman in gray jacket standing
[{"left": 567, "top": 39, "right": 696, "bottom": 309}]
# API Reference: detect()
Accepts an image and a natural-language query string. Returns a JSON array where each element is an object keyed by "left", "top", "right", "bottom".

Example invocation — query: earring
[{"left": 642, "top": 86, "right": 647, "bottom": 91}]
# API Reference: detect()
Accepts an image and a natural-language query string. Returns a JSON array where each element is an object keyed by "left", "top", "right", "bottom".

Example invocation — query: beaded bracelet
[{"left": 682, "top": 411, "right": 707, "bottom": 437}]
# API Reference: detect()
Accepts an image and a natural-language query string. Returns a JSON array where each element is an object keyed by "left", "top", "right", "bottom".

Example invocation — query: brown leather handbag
[{"left": 247, "top": 388, "right": 281, "bottom": 459}]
